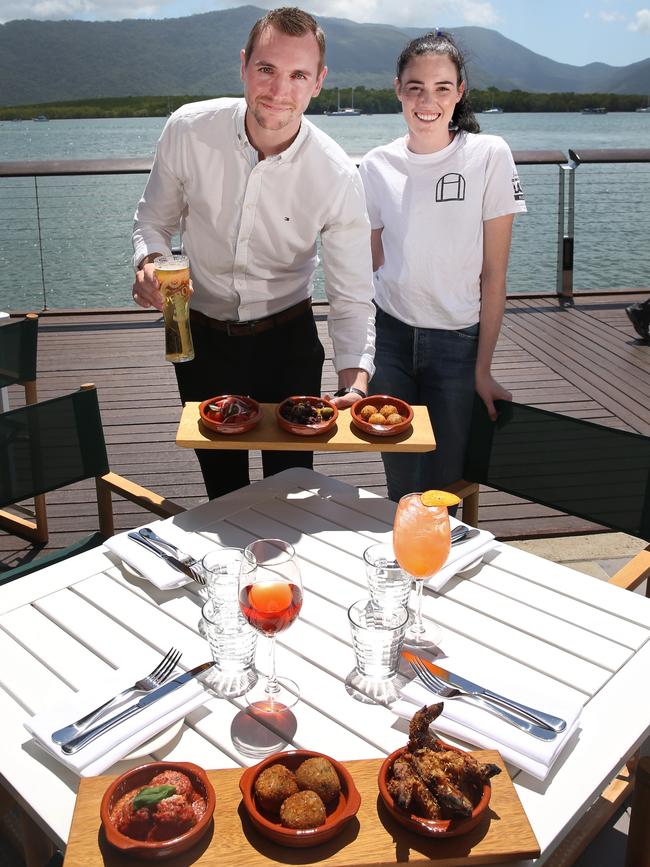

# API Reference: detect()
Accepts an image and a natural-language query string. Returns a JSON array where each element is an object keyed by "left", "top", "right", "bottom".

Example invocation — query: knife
[
  {"left": 127, "top": 531, "right": 195, "bottom": 581},
  {"left": 403, "top": 652, "right": 567, "bottom": 732},
  {"left": 60, "top": 661, "right": 215, "bottom": 754}
]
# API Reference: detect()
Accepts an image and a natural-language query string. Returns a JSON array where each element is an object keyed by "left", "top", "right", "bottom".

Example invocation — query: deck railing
[{"left": 1, "top": 148, "right": 649, "bottom": 311}]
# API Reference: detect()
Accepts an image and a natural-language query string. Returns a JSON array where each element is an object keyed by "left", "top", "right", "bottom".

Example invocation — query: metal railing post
[
  {"left": 33, "top": 177, "right": 48, "bottom": 311},
  {"left": 557, "top": 160, "right": 576, "bottom": 307}
]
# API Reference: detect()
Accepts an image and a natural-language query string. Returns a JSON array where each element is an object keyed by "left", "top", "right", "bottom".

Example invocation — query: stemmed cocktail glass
[
  {"left": 392, "top": 493, "right": 451, "bottom": 646},
  {"left": 239, "top": 539, "right": 303, "bottom": 712}
]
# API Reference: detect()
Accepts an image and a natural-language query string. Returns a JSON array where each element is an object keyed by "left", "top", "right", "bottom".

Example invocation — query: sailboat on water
[{"left": 324, "top": 87, "right": 361, "bottom": 116}]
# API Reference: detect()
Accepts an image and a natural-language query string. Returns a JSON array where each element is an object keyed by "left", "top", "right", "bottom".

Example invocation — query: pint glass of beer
[{"left": 154, "top": 255, "right": 195, "bottom": 363}]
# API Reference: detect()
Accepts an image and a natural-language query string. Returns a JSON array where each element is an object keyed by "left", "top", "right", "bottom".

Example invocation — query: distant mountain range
[{"left": 1, "top": 5, "right": 649, "bottom": 106}]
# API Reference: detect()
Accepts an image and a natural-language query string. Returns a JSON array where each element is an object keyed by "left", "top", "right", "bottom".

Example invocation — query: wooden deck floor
[{"left": 2, "top": 292, "right": 649, "bottom": 572}]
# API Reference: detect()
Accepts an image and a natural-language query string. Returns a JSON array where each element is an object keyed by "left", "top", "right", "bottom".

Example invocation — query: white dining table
[{"left": 1, "top": 467, "right": 649, "bottom": 864}]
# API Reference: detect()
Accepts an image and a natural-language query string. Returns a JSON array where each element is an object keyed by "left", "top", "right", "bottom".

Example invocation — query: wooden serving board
[
  {"left": 176, "top": 403, "right": 436, "bottom": 453},
  {"left": 64, "top": 753, "right": 539, "bottom": 866}
]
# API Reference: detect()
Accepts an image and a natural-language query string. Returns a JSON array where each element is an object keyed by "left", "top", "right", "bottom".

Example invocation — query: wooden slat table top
[
  {"left": 1, "top": 292, "right": 649, "bottom": 571},
  {"left": 176, "top": 403, "right": 436, "bottom": 453},
  {"left": 1, "top": 468, "right": 649, "bottom": 866},
  {"left": 64, "top": 753, "right": 540, "bottom": 867}
]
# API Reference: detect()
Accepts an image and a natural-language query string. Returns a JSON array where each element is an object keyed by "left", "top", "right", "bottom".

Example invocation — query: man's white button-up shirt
[{"left": 133, "top": 98, "right": 375, "bottom": 375}]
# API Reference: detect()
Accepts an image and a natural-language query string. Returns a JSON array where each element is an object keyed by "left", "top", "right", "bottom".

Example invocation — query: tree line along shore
[{"left": 2, "top": 88, "right": 650, "bottom": 120}]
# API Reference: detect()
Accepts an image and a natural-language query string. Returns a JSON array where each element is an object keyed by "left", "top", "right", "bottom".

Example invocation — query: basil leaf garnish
[{"left": 132, "top": 784, "right": 176, "bottom": 810}]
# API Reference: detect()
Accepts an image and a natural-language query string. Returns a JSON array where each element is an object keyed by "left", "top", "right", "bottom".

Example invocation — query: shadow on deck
[{"left": 1, "top": 293, "right": 648, "bottom": 570}]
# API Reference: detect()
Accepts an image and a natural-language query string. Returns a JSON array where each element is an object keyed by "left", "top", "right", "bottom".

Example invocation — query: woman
[{"left": 358, "top": 31, "right": 527, "bottom": 501}]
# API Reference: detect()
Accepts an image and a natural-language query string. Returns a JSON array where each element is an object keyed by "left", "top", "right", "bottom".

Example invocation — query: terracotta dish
[
  {"left": 100, "top": 760, "right": 215, "bottom": 859},
  {"left": 239, "top": 749, "right": 360, "bottom": 847},
  {"left": 350, "top": 395, "right": 414, "bottom": 437},
  {"left": 276, "top": 396, "right": 338, "bottom": 437},
  {"left": 199, "top": 395, "right": 262, "bottom": 435},
  {"left": 378, "top": 746, "right": 491, "bottom": 838}
]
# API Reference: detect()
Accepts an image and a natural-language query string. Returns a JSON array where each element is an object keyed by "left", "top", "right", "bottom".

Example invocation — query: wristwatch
[{"left": 333, "top": 386, "right": 367, "bottom": 399}]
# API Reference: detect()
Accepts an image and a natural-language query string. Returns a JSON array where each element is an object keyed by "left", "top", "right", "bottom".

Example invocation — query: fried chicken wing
[
  {"left": 387, "top": 703, "right": 500, "bottom": 823},
  {"left": 407, "top": 703, "right": 445, "bottom": 752}
]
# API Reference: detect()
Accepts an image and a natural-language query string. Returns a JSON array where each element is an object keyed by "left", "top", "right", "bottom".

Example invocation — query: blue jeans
[{"left": 370, "top": 307, "right": 479, "bottom": 502}]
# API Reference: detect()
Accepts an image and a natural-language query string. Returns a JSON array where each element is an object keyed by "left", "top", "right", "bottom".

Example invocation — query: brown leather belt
[{"left": 190, "top": 299, "right": 312, "bottom": 337}]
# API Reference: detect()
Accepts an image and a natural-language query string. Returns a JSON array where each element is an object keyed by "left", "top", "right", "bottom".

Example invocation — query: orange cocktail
[{"left": 393, "top": 492, "right": 452, "bottom": 644}]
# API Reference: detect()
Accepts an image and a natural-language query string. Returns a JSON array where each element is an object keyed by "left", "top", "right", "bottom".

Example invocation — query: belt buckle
[{"left": 226, "top": 319, "right": 257, "bottom": 336}]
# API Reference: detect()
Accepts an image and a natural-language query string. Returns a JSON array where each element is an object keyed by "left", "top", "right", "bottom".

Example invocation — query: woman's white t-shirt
[{"left": 358, "top": 131, "right": 527, "bottom": 330}]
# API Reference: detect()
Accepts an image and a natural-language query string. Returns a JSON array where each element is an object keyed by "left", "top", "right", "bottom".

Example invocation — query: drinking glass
[
  {"left": 239, "top": 539, "right": 303, "bottom": 712},
  {"left": 154, "top": 254, "right": 194, "bottom": 363},
  {"left": 346, "top": 598, "right": 409, "bottom": 705},
  {"left": 392, "top": 493, "right": 451, "bottom": 645},
  {"left": 363, "top": 542, "right": 411, "bottom": 612},
  {"left": 198, "top": 548, "right": 257, "bottom": 697}
]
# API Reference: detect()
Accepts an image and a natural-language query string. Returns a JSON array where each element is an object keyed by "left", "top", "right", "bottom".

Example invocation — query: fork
[
  {"left": 408, "top": 658, "right": 558, "bottom": 741},
  {"left": 51, "top": 647, "right": 182, "bottom": 745}
]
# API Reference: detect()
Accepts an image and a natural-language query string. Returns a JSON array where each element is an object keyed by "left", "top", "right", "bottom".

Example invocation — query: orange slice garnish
[{"left": 420, "top": 490, "right": 461, "bottom": 508}]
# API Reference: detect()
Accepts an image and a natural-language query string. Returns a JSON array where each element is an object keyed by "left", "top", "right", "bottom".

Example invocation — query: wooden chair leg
[
  {"left": 19, "top": 805, "right": 56, "bottom": 867},
  {"left": 462, "top": 488, "right": 480, "bottom": 527},
  {"left": 625, "top": 755, "right": 650, "bottom": 867}
]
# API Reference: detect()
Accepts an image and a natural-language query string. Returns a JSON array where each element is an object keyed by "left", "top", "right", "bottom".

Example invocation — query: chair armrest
[
  {"left": 608, "top": 545, "right": 650, "bottom": 594},
  {"left": 443, "top": 479, "right": 480, "bottom": 528},
  {"left": 96, "top": 472, "right": 185, "bottom": 537}
]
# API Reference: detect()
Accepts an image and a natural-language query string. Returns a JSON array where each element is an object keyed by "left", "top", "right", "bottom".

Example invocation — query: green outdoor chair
[
  {"left": 0, "top": 312, "right": 48, "bottom": 542},
  {"left": 0, "top": 383, "right": 184, "bottom": 585},
  {"left": 449, "top": 396, "right": 650, "bottom": 544}
]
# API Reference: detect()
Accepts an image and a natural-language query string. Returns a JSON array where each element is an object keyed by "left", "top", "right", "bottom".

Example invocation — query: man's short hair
[{"left": 244, "top": 7, "right": 326, "bottom": 71}]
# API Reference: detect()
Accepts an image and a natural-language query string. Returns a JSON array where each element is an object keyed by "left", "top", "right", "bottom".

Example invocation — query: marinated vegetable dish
[
  {"left": 279, "top": 399, "right": 334, "bottom": 425},
  {"left": 254, "top": 756, "right": 341, "bottom": 829},
  {"left": 205, "top": 396, "right": 254, "bottom": 425},
  {"left": 388, "top": 704, "right": 500, "bottom": 821},
  {"left": 110, "top": 769, "right": 207, "bottom": 841}
]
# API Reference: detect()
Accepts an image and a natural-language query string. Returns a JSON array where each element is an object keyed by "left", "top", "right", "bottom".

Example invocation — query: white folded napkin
[
  {"left": 426, "top": 524, "right": 497, "bottom": 591},
  {"left": 393, "top": 678, "right": 582, "bottom": 781},
  {"left": 104, "top": 523, "right": 217, "bottom": 590},
  {"left": 25, "top": 663, "right": 210, "bottom": 777}
]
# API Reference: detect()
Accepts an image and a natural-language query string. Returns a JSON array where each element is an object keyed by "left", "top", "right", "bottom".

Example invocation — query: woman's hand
[{"left": 475, "top": 370, "right": 512, "bottom": 421}]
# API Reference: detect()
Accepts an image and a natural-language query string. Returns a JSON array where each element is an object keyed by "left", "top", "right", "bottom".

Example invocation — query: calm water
[{"left": 1, "top": 112, "right": 649, "bottom": 310}]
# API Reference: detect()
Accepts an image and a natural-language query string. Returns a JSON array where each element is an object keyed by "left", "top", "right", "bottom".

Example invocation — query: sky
[{"left": 1, "top": 0, "right": 649, "bottom": 67}]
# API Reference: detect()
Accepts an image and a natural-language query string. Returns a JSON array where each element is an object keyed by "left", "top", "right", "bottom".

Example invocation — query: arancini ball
[
  {"left": 254, "top": 763, "right": 298, "bottom": 812},
  {"left": 295, "top": 756, "right": 341, "bottom": 805},
  {"left": 279, "top": 790, "right": 326, "bottom": 829},
  {"left": 359, "top": 404, "right": 378, "bottom": 420}
]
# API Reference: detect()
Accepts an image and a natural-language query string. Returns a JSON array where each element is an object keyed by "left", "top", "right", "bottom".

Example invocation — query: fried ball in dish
[
  {"left": 380, "top": 404, "right": 398, "bottom": 418},
  {"left": 368, "top": 412, "right": 387, "bottom": 425},
  {"left": 359, "top": 404, "right": 378, "bottom": 420},
  {"left": 295, "top": 756, "right": 341, "bottom": 806},
  {"left": 279, "top": 790, "right": 326, "bottom": 829},
  {"left": 149, "top": 770, "right": 193, "bottom": 799},
  {"left": 254, "top": 763, "right": 298, "bottom": 812},
  {"left": 386, "top": 413, "right": 404, "bottom": 425}
]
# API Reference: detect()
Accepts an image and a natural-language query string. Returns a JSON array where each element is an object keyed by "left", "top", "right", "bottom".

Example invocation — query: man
[{"left": 132, "top": 7, "right": 375, "bottom": 498}]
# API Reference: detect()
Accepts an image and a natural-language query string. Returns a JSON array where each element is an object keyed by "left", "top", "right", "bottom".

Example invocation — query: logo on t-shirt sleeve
[
  {"left": 435, "top": 173, "right": 466, "bottom": 202},
  {"left": 512, "top": 172, "right": 524, "bottom": 201}
]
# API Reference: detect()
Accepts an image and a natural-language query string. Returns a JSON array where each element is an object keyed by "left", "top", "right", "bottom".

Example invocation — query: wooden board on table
[
  {"left": 64, "top": 752, "right": 539, "bottom": 866},
  {"left": 176, "top": 402, "right": 436, "bottom": 453}
]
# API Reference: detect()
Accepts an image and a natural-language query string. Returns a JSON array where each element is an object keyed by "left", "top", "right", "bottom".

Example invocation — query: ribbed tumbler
[{"left": 348, "top": 598, "right": 409, "bottom": 680}]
